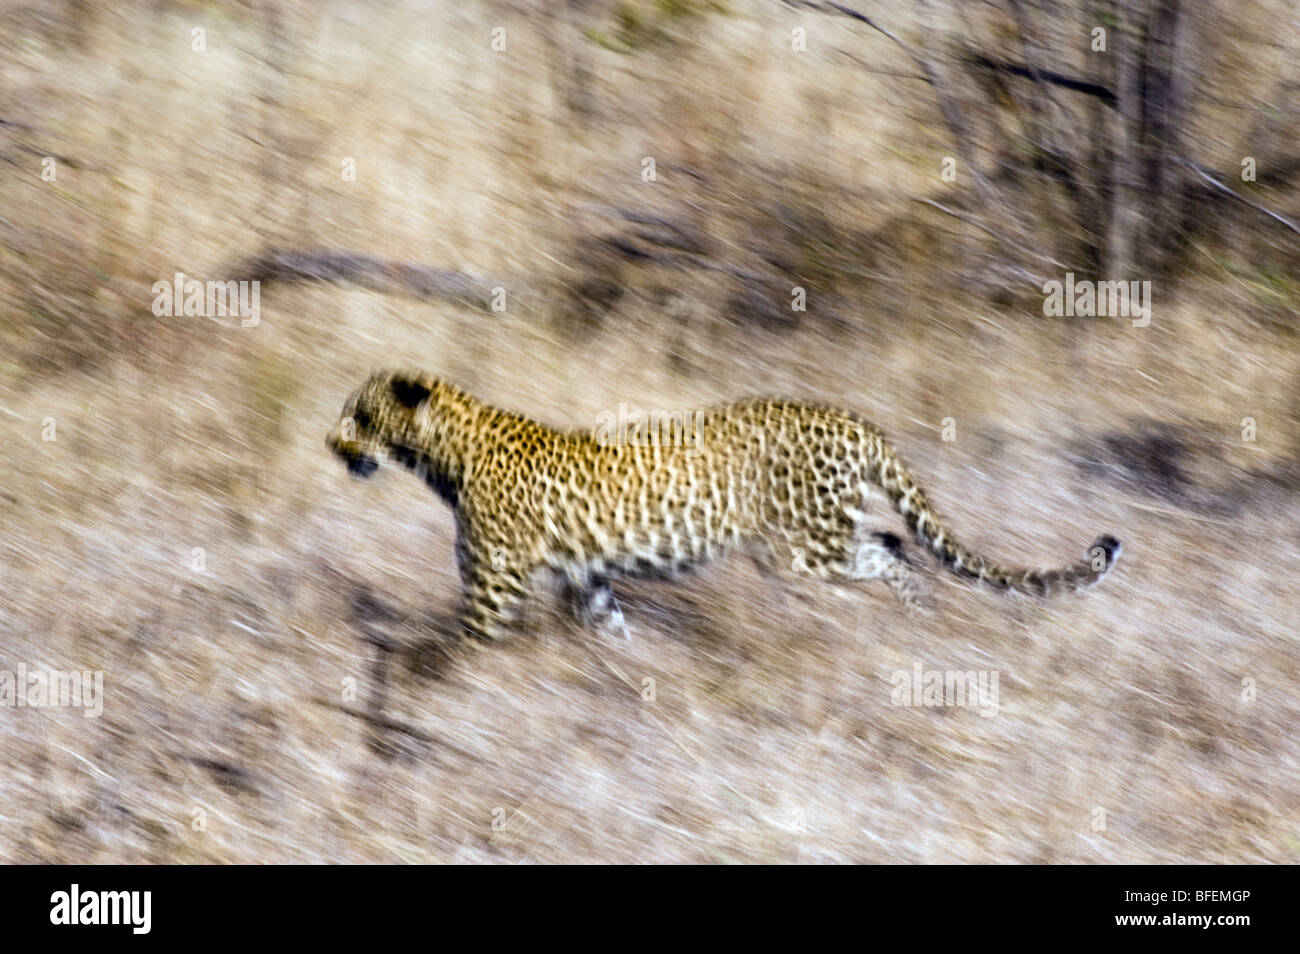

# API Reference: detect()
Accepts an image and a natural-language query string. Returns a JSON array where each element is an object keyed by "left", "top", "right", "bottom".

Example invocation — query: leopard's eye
[{"left": 351, "top": 409, "right": 372, "bottom": 430}]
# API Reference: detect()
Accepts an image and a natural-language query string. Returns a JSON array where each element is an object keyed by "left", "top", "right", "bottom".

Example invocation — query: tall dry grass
[{"left": 0, "top": 0, "right": 1296, "bottom": 862}]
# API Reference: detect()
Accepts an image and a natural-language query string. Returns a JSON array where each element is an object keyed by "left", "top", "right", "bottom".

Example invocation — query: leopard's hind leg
[
  {"left": 848, "top": 531, "right": 919, "bottom": 606},
  {"left": 803, "top": 526, "right": 919, "bottom": 606},
  {"left": 562, "top": 572, "right": 631, "bottom": 640}
]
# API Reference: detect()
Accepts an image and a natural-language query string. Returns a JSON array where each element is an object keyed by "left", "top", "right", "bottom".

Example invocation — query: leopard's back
[{"left": 513, "top": 398, "right": 877, "bottom": 576}]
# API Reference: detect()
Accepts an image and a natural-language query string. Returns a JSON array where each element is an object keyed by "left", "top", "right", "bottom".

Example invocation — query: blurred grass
[{"left": 0, "top": 0, "right": 1297, "bottom": 863}]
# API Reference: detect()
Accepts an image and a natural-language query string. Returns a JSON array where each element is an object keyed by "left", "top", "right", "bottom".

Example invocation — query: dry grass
[{"left": 1, "top": 0, "right": 1297, "bottom": 863}]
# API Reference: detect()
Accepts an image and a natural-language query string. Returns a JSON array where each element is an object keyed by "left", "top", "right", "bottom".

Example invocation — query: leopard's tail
[{"left": 868, "top": 431, "right": 1120, "bottom": 596}]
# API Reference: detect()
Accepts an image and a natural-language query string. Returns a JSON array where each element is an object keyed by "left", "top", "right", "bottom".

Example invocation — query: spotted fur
[{"left": 327, "top": 371, "right": 1120, "bottom": 639}]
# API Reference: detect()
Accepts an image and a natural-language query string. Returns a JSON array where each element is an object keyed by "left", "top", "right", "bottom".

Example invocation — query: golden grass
[{"left": 0, "top": 0, "right": 1297, "bottom": 863}]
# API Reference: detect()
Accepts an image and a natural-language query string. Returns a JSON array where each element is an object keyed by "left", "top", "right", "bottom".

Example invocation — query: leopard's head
[{"left": 327, "top": 371, "right": 434, "bottom": 478}]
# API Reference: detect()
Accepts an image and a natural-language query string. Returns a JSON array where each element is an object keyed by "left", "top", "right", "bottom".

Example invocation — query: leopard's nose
[{"left": 346, "top": 454, "right": 379, "bottom": 478}]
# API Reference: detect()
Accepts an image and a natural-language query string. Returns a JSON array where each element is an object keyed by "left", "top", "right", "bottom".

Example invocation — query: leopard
[{"left": 326, "top": 370, "right": 1120, "bottom": 641}]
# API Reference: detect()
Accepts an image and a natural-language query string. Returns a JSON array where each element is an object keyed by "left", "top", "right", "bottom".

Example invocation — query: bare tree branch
[
  {"left": 910, "top": 197, "right": 1065, "bottom": 275},
  {"left": 235, "top": 248, "right": 498, "bottom": 305},
  {"left": 823, "top": 1, "right": 979, "bottom": 167},
  {"left": 1174, "top": 158, "right": 1300, "bottom": 236}
]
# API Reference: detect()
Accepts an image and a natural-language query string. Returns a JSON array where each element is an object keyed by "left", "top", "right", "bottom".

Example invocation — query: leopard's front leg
[{"left": 454, "top": 521, "right": 532, "bottom": 641}]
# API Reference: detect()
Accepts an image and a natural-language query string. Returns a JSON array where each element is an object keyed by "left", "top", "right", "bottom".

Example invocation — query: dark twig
[{"left": 966, "top": 53, "right": 1118, "bottom": 107}]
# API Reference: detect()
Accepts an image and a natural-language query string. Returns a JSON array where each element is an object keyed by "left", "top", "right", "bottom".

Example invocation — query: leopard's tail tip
[{"left": 1089, "top": 534, "right": 1122, "bottom": 572}]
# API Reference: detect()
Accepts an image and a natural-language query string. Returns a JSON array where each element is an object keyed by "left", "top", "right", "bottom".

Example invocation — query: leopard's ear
[{"left": 390, "top": 376, "right": 432, "bottom": 409}]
